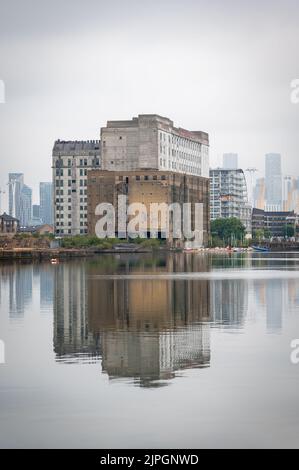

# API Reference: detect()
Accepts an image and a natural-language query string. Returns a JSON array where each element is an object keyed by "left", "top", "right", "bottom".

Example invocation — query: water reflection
[
  {"left": 54, "top": 255, "right": 212, "bottom": 387},
  {"left": 210, "top": 279, "right": 248, "bottom": 327},
  {"left": 1, "top": 253, "right": 299, "bottom": 388},
  {"left": 0, "top": 263, "right": 33, "bottom": 320}
]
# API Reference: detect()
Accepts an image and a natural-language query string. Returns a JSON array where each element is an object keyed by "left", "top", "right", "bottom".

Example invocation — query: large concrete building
[
  {"left": 85, "top": 114, "right": 210, "bottom": 246},
  {"left": 87, "top": 170, "right": 210, "bottom": 247},
  {"left": 210, "top": 168, "right": 252, "bottom": 234},
  {"left": 101, "top": 114, "right": 209, "bottom": 178},
  {"left": 52, "top": 140, "right": 100, "bottom": 235}
]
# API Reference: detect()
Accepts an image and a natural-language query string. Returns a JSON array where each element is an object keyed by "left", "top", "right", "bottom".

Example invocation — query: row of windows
[
  {"left": 55, "top": 175, "right": 87, "bottom": 187},
  {"left": 117, "top": 174, "right": 167, "bottom": 182},
  {"left": 55, "top": 168, "right": 90, "bottom": 177},
  {"left": 159, "top": 158, "right": 201, "bottom": 175},
  {"left": 159, "top": 131, "right": 202, "bottom": 152},
  {"left": 56, "top": 213, "right": 87, "bottom": 219},
  {"left": 56, "top": 229, "right": 88, "bottom": 234},
  {"left": 56, "top": 197, "right": 87, "bottom": 204},
  {"left": 55, "top": 158, "right": 99, "bottom": 168},
  {"left": 56, "top": 204, "right": 87, "bottom": 211},
  {"left": 55, "top": 189, "right": 87, "bottom": 196}
]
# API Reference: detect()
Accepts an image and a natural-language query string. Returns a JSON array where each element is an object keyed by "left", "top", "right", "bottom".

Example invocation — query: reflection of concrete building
[
  {"left": 53, "top": 254, "right": 211, "bottom": 386},
  {"left": 52, "top": 140, "right": 101, "bottom": 236},
  {"left": 87, "top": 254, "right": 211, "bottom": 386},
  {"left": 40, "top": 266, "right": 54, "bottom": 308},
  {"left": 87, "top": 170, "right": 210, "bottom": 247},
  {"left": 210, "top": 279, "right": 248, "bottom": 327},
  {"left": 210, "top": 168, "right": 252, "bottom": 234},
  {"left": 53, "top": 262, "right": 98, "bottom": 357}
]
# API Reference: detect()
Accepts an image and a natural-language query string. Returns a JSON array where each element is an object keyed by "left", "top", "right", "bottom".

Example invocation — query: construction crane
[{"left": 245, "top": 167, "right": 258, "bottom": 206}]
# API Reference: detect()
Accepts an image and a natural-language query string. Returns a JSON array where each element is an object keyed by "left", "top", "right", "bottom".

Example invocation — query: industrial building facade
[
  {"left": 87, "top": 170, "right": 210, "bottom": 247},
  {"left": 52, "top": 115, "right": 210, "bottom": 240},
  {"left": 52, "top": 140, "right": 100, "bottom": 235}
]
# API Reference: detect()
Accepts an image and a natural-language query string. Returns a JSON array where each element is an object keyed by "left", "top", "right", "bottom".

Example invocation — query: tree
[
  {"left": 285, "top": 225, "right": 295, "bottom": 238},
  {"left": 253, "top": 229, "right": 264, "bottom": 241},
  {"left": 211, "top": 218, "right": 246, "bottom": 246}
]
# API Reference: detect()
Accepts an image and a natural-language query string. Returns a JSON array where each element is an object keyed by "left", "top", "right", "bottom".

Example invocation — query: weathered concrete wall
[{"left": 87, "top": 170, "right": 210, "bottom": 246}]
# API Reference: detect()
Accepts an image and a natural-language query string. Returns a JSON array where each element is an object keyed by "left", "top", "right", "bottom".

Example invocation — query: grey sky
[{"left": 0, "top": 0, "right": 299, "bottom": 206}]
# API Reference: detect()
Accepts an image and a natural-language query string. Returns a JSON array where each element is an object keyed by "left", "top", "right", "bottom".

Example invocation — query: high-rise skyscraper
[
  {"left": 32, "top": 204, "right": 42, "bottom": 226},
  {"left": 265, "top": 153, "right": 282, "bottom": 211},
  {"left": 283, "top": 176, "right": 299, "bottom": 213},
  {"left": 8, "top": 173, "right": 32, "bottom": 226},
  {"left": 222, "top": 153, "right": 238, "bottom": 169},
  {"left": 8, "top": 173, "right": 24, "bottom": 220},
  {"left": 20, "top": 184, "right": 32, "bottom": 227},
  {"left": 40, "top": 182, "right": 53, "bottom": 225},
  {"left": 253, "top": 177, "right": 265, "bottom": 210}
]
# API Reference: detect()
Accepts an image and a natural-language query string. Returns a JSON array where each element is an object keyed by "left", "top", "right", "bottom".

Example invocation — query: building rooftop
[
  {"left": 53, "top": 140, "right": 100, "bottom": 156},
  {"left": 0, "top": 212, "right": 19, "bottom": 222},
  {"left": 104, "top": 114, "right": 209, "bottom": 145}
]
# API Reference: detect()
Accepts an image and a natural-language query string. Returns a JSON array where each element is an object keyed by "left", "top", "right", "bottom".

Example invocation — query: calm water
[{"left": 0, "top": 252, "right": 299, "bottom": 448}]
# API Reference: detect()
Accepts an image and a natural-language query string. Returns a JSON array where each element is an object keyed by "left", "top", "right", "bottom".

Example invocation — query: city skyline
[{"left": 1, "top": 0, "right": 299, "bottom": 209}]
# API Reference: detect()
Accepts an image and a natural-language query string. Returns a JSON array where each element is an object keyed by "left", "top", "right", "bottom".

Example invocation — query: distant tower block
[
  {"left": 246, "top": 167, "right": 258, "bottom": 206},
  {"left": 223, "top": 153, "right": 238, "bottom": 169}
]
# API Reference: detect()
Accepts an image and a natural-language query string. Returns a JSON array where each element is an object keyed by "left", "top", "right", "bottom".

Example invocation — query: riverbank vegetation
[{"left": 210, "top": 218, "right": 248, "bottom": 247}]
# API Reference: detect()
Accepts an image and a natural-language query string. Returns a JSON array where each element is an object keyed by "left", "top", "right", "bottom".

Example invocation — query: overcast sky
[{"left": 0, "top": 0, "right": 299, "bottom": 206}]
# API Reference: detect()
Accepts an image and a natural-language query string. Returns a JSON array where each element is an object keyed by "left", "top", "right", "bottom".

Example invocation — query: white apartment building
[
  {"left": 52, "top": 140, "right": 100, "bottom": 235},
  {"left": 210, "top": 168, "right": 252, "bottom": 234},
  {"left": 101, "top": 114, "right": 209, "bottom": 178}
]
